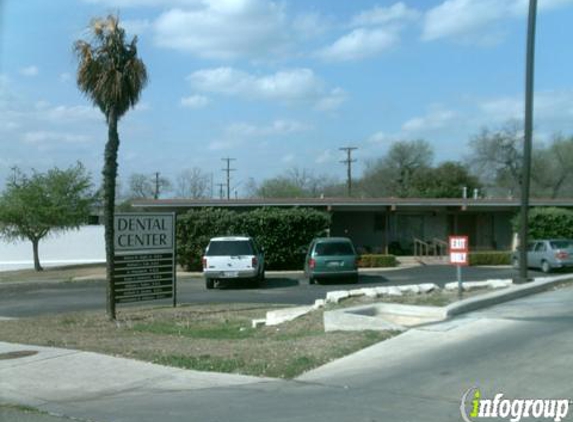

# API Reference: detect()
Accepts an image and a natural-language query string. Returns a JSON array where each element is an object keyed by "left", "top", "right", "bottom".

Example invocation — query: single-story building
[{"left": 131, "top": 197, "right": 573, "bottom": 254}]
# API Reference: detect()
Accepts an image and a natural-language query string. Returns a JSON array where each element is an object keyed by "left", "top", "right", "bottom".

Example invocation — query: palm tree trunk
[
  {"left": 32, "top": 238, "right": 43, "bottom": 272},
  {"left": 104, "top": 108, "right": 119, "bottom": 320}
]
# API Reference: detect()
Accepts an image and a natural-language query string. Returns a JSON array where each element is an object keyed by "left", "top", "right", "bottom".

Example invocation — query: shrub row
[
  {"left": 358, "top": 254, "right": 397, "bottom": 268},
  {"left": 469, "top": 251, "right": 511, "bottom": 266},
  {"left": 176, "top": 207, "right": 331, "bottom": 271},
  {"left": 513, "top": 207, "right": 573, "bottom": 239}
]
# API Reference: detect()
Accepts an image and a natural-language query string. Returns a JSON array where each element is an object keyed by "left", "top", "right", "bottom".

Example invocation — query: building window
[{"left": 374, "top": 213, "right": 386, "bottom": 231}]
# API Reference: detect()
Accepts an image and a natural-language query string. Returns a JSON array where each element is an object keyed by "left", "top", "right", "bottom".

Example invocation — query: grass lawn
[{"left": 0, "top": 303, "right": 394, "bottom": 379}]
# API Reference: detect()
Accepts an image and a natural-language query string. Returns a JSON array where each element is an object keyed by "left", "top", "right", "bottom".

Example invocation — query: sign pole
[
  {"left": 173, "top": 225, "right": 177, "bottom": 308},
  {"left": 449, "top": 235, "right": 469, "bottom": 299},
  {"left": 457, "top": 265, "right": 462, "bottom": 299}
]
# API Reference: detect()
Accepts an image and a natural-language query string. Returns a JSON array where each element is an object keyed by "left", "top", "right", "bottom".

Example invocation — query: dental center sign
[
  {"left": 113, "top": 213, "right": 176, "bottom": 305},
  {"left": 114, "top": 214, "right": 174, "bottom": 251}
]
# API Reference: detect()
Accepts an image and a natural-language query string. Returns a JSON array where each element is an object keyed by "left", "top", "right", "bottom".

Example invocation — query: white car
[{"left": 202, "top": 236, "right": 265, "bottom": 289}]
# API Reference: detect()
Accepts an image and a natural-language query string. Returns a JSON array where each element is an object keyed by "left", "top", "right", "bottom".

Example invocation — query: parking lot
[{"left": 0, "top": 265, "right": 546, "bottom": 318}]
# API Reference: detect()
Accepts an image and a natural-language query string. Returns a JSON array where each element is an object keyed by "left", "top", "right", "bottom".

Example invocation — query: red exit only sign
[{"left": 449, "top": 236, "right": 469, "bottom": 266}]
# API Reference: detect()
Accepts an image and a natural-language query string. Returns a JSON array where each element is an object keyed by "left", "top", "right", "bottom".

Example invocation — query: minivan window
[
  {"left": 206, "top": 241, "right": 253, "bottom": 256},
  {"left": 550, "top": 240, "right": 573, "bottom": 249},
  {"left": 314, "top": 242, "right": 354, "bottom": 256}
]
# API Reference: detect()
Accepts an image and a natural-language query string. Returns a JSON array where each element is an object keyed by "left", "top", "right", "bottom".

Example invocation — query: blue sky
[{"left": 2, "top": 0, "right": 573, "bottom": 196}]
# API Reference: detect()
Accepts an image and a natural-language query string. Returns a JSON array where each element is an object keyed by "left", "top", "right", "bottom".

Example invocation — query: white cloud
[
  {"left": 180, "top": 95, "right": 211, "bottom": 109},
  {"left": 226, "top": 119, "right": 310, "bottom": 137},
  {"left": 367, "top": 131, "right": 394, "bottom": 145},
  {"left": 479, "top": 91, "right": 573, "bottom": 122},
  {"left": 402, "top": 106, "right": 457, "bottom": 132},
  {"left": 314, "top": 88, "right": 347, "bottom": 112},
  {"left": 207, "top": 139, "right": 242, "bottom": 151},
  {"left": 317, "top": 28, "right": 398, "bottom": 62},
  {"left": 20, "top": 66, "right": 39, "bottom": 77},
  {"left": 153, "top": 0, "right": 289, "bottom": 60},
  {"left": 22, "top": 131, "right": 92, "bottom": 145},
  {"left": 350, "top": 2, "right": 421, "bottom": 27},
  {"left": 187, "top": 67, "right": 345, "bottom": 110},
  {"left": 292, "top": 12, "right": 330, "bottom": 39},
  {"left": 81, "top": 0, "right": 200, "bottom": 7},
  {"left": 422, "top": 0, "right": 573, "bottom": 44},
  {"left": 315, "top": 149, "right": 334, "bottom": 164},
  {"left": 281, "top": 153, "right": 295, "bottom": 163},
  {"left": 122, "top": 19, "right": 152, "bottom": 36}
]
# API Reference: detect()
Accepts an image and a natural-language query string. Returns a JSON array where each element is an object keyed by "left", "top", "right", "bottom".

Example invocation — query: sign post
[
  {"left": 113, "top": 213, "right": 176, "bottom": 307},
  {"left": 449, "top": 236, "right": 469, "bottom": 297}
]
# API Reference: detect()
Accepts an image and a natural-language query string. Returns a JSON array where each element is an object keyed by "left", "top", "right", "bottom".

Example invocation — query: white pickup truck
[{"left": 202, "top": 236, "right": 265, "bottom": 289}]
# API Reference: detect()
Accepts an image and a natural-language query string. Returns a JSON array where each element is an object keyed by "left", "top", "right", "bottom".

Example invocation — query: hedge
[
  {"left": 513, "top": 207, "right": 573, "bottom": 239},
  {"left": 468, "top": 251, "right": 511, "bottom": 266},
  {"left": 358, "top": 254, "right": 397, "bottom": 268},
  {"left": 176, "top": 207, "right": 331, "bottom": 271}
]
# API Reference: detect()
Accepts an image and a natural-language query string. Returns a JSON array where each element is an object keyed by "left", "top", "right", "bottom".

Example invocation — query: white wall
[{"left": 0, "top": 226, "right": 105, "bottom": 271}]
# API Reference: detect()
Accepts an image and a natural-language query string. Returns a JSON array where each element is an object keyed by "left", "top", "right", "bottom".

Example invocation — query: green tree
[
  {"left": 360, "top": 140, "right": 434, "bottom": 197},
  {"left": 252, "top": 167, "right": 341, "bottom": 198},
  {"left": 411, "top": 161, "right": 482, "bottom": 198},
  {"left": 0, "top": 164, "right": 93, "bottom": 271},
  {"left": 75, "top": 15, "right": 148, "bottom": 319}
]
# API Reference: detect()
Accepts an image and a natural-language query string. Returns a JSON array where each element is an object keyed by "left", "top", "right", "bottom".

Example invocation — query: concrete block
[
  {"left": 313, "top": 299, "right": 326, "bottom": 309},
  {"left": 444, "top": 282, "right": 460, "bottom": 291},
  {"left": 488, "top": 279, "right": 512, "bottom": 289},
  {"left": 419, "top": 283, "right": 438, "bottom": 293},
  {"left": 386, "top": 286, "right": 403, "bottom": 296},
  {"left": 362, "top": 288, "right": 378, "bottom": 298},
  {"left": 326, "top": 290, "right": 350, "bottom": 304},
  {"left": 265, "top": 306, "right": 313, "bottom": 326},
  {"left": 251, "top": 319, "right": 266, "bottom": 329},
  {"left": 398, "top": 284, "right": 420, "bottom": 294},
  {"left": 348, "top": 289, "right": 365, "bottom": 297}
]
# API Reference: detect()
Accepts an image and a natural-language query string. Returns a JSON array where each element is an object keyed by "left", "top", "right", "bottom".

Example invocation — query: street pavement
[
  {"left": 0, "top": 265, "right": 543, "bottom": 318},
  {"left": 1, "top": 285, "right": 572, "bottom": 422}
]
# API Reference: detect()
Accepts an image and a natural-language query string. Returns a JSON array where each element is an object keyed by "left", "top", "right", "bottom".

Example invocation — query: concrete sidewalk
[{"left": 0, "top": 342, "right": 274, "bottom": 410}]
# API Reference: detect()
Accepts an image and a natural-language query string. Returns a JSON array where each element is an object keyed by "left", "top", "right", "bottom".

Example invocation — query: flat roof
[{"left": 131, "top": 197, "right": 573, "bottom": 212}]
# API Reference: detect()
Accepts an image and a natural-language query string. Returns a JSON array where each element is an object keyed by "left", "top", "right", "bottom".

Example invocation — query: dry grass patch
[
  {"left": 0, "top": 303, "right": 393, "bottom": 379},
  {"left": 0, "top": 264, "right": 106, "bottom": 283}
]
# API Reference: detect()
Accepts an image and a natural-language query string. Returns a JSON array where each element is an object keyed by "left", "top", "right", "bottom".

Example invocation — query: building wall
[
  {"left": 332, "top": 210, "right": 515, "bottom": 253},
  {"left": 331, "top": 211, "right": 387, "bottom": 253}
]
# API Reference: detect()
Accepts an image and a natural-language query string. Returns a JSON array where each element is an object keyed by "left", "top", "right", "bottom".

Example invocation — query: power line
[
  {"left": 339, "top": 147, "right": 358, "bottom": 197},
  {"left": 221, "top": 158, "right": 236, "bottom": 200}
]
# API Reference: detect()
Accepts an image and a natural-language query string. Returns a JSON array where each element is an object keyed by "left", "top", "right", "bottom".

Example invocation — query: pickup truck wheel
[{"left": 206, "top": 279, "right": 214, "bottom": 289}]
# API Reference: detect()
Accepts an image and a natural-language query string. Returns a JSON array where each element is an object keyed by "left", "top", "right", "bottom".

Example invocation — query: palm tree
[{"left": 74, "top": 15, "right": 148, "bottom": 319}]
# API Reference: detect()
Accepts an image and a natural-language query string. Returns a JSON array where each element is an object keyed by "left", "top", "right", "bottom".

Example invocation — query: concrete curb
[
  {"left": 323, "top": 274, "right": 573, "bottom": 332},
  {"left": 446, "top": 274, "right": 573, "bottom": 317}
]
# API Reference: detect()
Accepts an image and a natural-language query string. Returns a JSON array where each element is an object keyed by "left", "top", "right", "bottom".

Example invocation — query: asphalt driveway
[{"left": 0, "top": 265, "right": 547, "bottom": 318}]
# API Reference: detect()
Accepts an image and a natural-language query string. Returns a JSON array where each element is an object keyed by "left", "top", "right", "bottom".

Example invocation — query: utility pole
[
  {"left": 518, "top": 0, "right": 537, "bottom": 284},
  {"left": 154, "top": 172, "right": 160, "bottom": 200},
  {"left": 339, "top": 147, "right": 358, "bottom": 197},
  {"left": 216, "top": 183, "right": 225, "bottom": 200},
  {"left": 221, "top": 158, "right": 236, "bottom": 200}
]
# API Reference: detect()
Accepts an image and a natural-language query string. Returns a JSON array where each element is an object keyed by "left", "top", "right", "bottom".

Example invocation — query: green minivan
[{"left": 304, "top": 237, "right": 359, "bottom": 284}]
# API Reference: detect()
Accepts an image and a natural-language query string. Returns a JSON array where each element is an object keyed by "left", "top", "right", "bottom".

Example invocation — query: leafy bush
[
  {"left": 469, "top": 251, "right": 511, "bottom": 266},
  {"left": 513, "top": 207, "right": 573, "bottom": 239},
  {"left": 176, "top": 207, "right": 331, "bottom": 271},
  {"left": 358, "top": 254, "right": 397, "bottom": 268}
]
